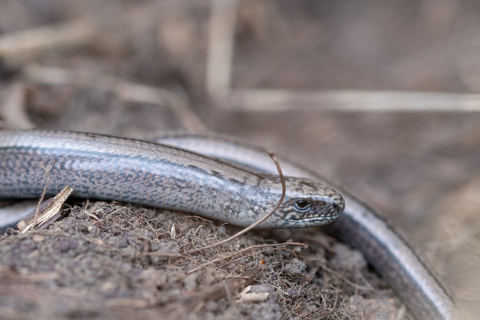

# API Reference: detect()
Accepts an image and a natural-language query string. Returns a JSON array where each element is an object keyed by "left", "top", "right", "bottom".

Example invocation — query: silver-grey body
[
  {"left": 153, "top": 133, "right": 458, "bottom": 320},
  {"left": 0, "top": 130, "right": 342, "bottom": 229}
]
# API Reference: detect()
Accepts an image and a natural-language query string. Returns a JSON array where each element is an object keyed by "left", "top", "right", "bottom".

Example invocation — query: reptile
[
  {"left": 0, "top": 130, "right": 458, "bottom": 319},
  {"left": 0, "top": 130, "right": 343, "bottom": 229},
  {"left": 152, "top": 132, "right": 459, "bottom": 320}
]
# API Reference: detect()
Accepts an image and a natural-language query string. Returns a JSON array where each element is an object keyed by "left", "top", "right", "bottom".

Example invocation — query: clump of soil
[{"left": 0, "top": 201, "right": 408, "bottom": 319}]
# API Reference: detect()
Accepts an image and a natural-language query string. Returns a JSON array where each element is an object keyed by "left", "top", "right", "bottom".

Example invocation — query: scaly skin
[{"left": 0, "top": 130, "right": 343, "bottom": 228}]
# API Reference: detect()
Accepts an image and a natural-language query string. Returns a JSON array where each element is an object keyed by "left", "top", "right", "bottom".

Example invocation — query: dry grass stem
[
  {"left": 17, "top": 186, "right": 73, "bottom": 233},
  {"left": 206, "top": 0, "right": 238, "bottom": 103},
  {"left": 0, "top": 20, "right": 96, "bottom": 64},
  {"left": 23, "top": 65, "right": 208, "bottom": 133},
  {"left": 227, "top": 89, "right": 480, "bottom": 112},
  {"left": 32, "top": 165, "right": 52, "bottom": 228}
]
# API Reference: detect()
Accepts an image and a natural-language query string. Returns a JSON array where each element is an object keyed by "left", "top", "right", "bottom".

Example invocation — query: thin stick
[{"left": 188, "top": 152, "right": 286, "bottom": 254}]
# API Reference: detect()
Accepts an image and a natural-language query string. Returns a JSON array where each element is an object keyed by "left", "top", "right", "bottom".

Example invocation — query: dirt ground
[
  {"left": 1, "top": 1, "right": 480, "bottom": 319},
  {"left": 0, "top": 201, "right": 401, "bottom": 320}
]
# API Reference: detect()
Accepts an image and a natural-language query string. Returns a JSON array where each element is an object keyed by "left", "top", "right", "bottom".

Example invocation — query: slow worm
[
  {"left": 0, "top": 130, "right": 458, "bottom": 319},
  {"left": 151, "top": 132, "right": 458, "bottom": 320},
  {"left": 0, "top": 130, "right": 343, "bottom": 229}
]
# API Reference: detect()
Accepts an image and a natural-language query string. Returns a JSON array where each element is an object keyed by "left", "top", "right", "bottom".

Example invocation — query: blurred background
[{"left": 1, "top": 0, "right": 480, "bottom": 318}]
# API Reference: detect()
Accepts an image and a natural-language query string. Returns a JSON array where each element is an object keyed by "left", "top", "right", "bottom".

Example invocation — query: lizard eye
[{"left": 294, "top": 200, "right": 311, "bottom": 213}]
